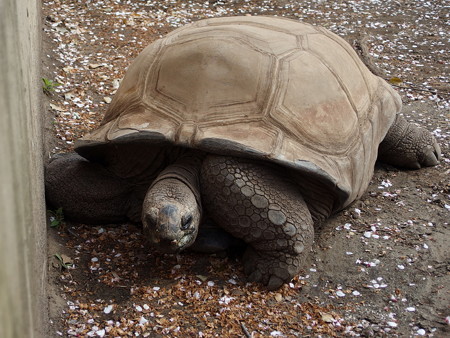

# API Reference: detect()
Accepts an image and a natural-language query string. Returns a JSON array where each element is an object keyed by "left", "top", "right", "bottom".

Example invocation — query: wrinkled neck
[{"left": 149, "top": 151, "right": 204, "bottom": 213}]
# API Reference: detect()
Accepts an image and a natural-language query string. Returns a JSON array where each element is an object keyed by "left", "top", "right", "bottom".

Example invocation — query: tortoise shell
[{"left": 76, "top": 16, "right": 402, "bottom": 210}]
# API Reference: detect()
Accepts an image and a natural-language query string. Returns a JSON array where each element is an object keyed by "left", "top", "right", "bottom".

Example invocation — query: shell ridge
[
  {"left": 273, "top": 50, "right": 358, "bottom": 156},
  {"left": 305, "top": 49, "right": 359, "bottom": 117},
  {"left": 319, "top": 29, "right": 376, "bottom": 104},
  {"left": 195, "top": 16, "right": 319, "bottom": 36}
]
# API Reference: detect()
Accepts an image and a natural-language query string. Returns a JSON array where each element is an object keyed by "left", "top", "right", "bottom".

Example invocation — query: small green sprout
[
  {"left": 42, "top": 77, "right": 61, "bottom": 95},
  {"left": 48, "top": 207, "right": 64, "bottom": 228}
]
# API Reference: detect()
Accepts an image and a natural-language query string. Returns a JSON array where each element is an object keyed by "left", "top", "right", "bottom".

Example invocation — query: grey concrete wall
[{"left": 0, "top": 0, "right": 47, "bottom": 337}]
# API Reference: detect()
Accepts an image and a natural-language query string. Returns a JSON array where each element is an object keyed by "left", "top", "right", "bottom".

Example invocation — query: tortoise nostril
[
  {"left": 181, "top": 215, "right": 193, "bottom": 230},
  {"left": 143, "top": 207, "right": 159, "bottom": 229}
]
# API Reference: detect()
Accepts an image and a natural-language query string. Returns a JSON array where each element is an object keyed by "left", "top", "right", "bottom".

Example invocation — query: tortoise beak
[{"left": 143, "top": 205, "right": 183, "bottom": 253}]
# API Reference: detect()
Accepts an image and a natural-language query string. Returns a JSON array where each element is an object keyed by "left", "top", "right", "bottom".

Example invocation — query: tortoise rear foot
[
  {"left": 201, "top": 155, "right": 314, "bottom": 289},
  {"left": 378, "top": 114, "right": 441, "bottom": 169},
  {"left": 45, "top": 153, "right": 134, "bottom": 224}
]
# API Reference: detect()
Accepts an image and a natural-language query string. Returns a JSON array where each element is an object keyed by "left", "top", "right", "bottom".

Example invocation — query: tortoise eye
[{"left": 181, "top": 215, "right": 193, "bottom": 230}]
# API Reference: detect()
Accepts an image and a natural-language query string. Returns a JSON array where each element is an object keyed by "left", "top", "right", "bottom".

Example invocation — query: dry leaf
[
  {"left": 89, "top": 63, "right": 104, "bottom": 69},
  {"left": 50, "top": 103, "right": 66, "bottom": 112},
  {"left": 274, "top": 293, "right": 283, "bottom": 302},
  {"left": 321, "top": 313, "right": 334, "bottom": 323},
  {"left": 389, "top": 77, "right": 403, "bottom": 84},
  {"left": 63, "top": 66, "right": 75, "bottom": 73}
]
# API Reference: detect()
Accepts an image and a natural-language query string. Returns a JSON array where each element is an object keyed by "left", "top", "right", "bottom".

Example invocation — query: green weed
[
  {"left": 48, "top": 207, "right": 64, "bottom": 227},
  {"left": 42, "top": 77, "right": 61, "bottom": 95}
]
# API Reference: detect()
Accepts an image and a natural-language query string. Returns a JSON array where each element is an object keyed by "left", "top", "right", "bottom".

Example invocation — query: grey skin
[{"left": 46, "top": 115, "right": 440, "bottom": 290}]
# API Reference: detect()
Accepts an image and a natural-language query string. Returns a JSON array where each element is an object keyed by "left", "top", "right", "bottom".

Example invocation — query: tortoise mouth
[
  {"left": 153, "top": 239, "right": 183, "bottom": 253},
  {"left": 147, "top": 231, "right": 197, "bottom": 254}
]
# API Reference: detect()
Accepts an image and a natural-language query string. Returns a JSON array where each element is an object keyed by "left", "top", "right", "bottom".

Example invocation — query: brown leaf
[{"left": 389, "top": 77, "right": 403, "bottom": 84}]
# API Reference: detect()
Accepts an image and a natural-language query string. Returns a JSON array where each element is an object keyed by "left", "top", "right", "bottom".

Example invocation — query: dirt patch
[{"left": 42, "top": 0, "right": 449, "bottom": 336}]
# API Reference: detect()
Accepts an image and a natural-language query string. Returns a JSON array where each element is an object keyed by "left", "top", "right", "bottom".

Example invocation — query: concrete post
[{"left": 0, "top": 0, "right": 47, "bottom": 336}]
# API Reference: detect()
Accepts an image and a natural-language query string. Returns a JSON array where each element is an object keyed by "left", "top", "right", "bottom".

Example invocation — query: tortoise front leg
[
  {"left": 378, "top": 114, "right": 441, "bottom": 169},
  {"left": 201, "top": 156, "right": 314, "bottom": 290}
]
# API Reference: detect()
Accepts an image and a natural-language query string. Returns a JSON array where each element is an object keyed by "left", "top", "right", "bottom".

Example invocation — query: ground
[{"left": 42, "top": 1, "right": 449, "bottom": 336}]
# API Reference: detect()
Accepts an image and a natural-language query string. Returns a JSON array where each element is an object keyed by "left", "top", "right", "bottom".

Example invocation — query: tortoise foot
[
  {"left": 379, "top": 114, "right": 441, "bottom": 169},
  {"left": 243, "top": 247, "right": 302, "bottom": 290}
]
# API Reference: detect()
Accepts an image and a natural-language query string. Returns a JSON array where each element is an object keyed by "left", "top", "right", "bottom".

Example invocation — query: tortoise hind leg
[
  {"left": 45, "top": 153, "right": 139, "bottom": 224},
  {"left": 378, "top": 114, "right": 441, "bottom": 169},
  {"left": 201, "top": 155, "right": 315, "bottom": 290}
]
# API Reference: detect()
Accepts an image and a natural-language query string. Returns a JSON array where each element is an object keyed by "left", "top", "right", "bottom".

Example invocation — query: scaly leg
[
  {"left": 45, "top": 153, "right": 142, "bottom": 224},
  {"left": 378, "top": 114, "right": 441, "bottom": 169},
  {"left": 201, "top": 155, "right": 314, "bottom": 290}
]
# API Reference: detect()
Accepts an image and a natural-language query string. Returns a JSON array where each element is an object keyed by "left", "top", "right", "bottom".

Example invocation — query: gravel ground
[{"left": 42, "top": 0, "right": 449, "bottom": 336}]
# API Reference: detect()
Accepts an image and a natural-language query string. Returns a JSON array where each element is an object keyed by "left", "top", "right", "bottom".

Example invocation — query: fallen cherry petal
[
  {"left": 336, "top": 290, "right": 346, "bottom": 297},
  {"left": 103, "top": 305, "right": 113, "bottom": 314}
]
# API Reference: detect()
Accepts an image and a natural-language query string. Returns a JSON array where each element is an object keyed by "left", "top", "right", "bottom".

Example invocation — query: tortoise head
[{"left": 142, "top": 178, "right": 201, "bottom": 253}]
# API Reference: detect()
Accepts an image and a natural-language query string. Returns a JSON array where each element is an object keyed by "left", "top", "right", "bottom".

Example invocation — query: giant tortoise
[{"left": 46, "top": 16, "right": 441, "bottom": 289}]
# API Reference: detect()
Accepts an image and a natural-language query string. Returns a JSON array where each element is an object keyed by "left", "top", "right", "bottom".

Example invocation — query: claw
[
  {"left": 422, "top": 143, "right": 441, "bottom": 167},
  {"left": 248, "top": 270, "right": 263, "bottom": 283},
  {"left": 433, "top": 140, "right": 441, "bottom": 161},
  {"left": 267, "top": 275, "right": 284, "bottom": 290}
]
